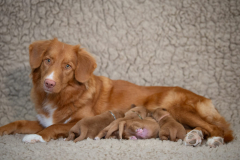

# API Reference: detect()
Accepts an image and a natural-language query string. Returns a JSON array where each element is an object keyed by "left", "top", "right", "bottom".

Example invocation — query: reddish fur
[
  {"left": 152, "top": 108, "right": 186, "bottom": 141},
  {"left": 96, "top": 106, "right": 149, "bottom": 139},
  {"left": 65, "top": 110, "right": 124, "bottom": 142},
  {"left": 119, "top": 117, "right": 159, "bottom": 140},
  {"left": 0, "top": 39, "right": 233, "bottom": 143}
]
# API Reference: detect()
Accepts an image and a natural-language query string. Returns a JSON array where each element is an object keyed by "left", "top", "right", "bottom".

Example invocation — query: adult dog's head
[{"left": 29, "top": 38, "right": 97, "bottom": 94}]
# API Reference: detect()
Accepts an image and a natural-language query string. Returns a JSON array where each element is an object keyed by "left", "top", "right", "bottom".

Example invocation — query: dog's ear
[
  {"left": 29, "top": 39, "right": 54, "bottom": 69},
  {"left": 75, "top": 47, "right": 97, "bottom": 83}
]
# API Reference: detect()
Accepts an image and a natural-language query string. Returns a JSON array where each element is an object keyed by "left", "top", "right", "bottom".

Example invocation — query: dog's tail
[
  {"left": 224, "top": 129, "right": 234, "bottom": 143},
  {"left": 208, "top": 112, "right": 234, "bottom": 143}
]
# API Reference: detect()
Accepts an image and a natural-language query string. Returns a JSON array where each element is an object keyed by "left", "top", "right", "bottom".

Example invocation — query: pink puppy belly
[{"left": 136, "top": 128, "right": 149, "bottom": 139}]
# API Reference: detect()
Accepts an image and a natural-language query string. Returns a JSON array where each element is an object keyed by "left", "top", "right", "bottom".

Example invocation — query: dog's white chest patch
[{"left": 37, "top": 104, "right": 56, "bottom": 128}]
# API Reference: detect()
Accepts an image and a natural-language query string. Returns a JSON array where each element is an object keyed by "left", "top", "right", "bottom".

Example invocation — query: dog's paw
[
  {"left": 94, "top": 137, "right": 100, "bottom": 140},
  {"left": 184, "top": 130, "right": 203, "bottom": 147},
  {"left": 22, "top": 134, "right": 46, "bottom": 143},
  {"left": 129, "top": 136, "right": 138, "bottom": 140},
  {"left": 136, "top": 128, "right": 143, "bottom": 134},
  {"left": 206, "top": 137, "right": 224, "bottom": 148}
]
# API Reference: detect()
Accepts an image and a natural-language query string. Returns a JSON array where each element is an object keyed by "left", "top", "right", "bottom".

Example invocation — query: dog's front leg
[
  {"left": 0, "top": 120, "right": 44, "bottom": 136},
  {"left": 22, "top": 123, "right": 75, "bottom": 143}
]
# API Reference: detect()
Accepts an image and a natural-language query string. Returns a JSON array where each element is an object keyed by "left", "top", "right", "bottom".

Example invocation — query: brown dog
[
  {"left": 118, "top": 117, "right": 159, "bottom": 140},
  {"left": 152, "top": 108, "right": 186, "bottom": 141},
  {"left": 95, "top": 105, "right": 148, "bottom": 139},
  {"left": 0, "top": 39, "right": 233, "bottom": 147},
  {"left": 65, "top": 110, "right": 124, "bottom": 142}
]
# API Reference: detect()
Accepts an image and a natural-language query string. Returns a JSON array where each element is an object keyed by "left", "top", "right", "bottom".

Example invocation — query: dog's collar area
[
  {"left": 132, "top": 111, "right": 143, "bottom": 119},
  {"left": 158, "top": 113, "right": 170, "bottom": 122},
  {"left": 109, "top": 111, "right": 116, "bottom": 120}
]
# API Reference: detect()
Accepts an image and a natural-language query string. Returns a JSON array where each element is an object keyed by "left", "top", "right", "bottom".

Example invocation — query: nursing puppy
[
  {"left": 65, "top": 110, "right": 124, "bottom": 142},
  {"left": 118, "top": 117, "right": 159, "bottom": 140},
  {"left": 95, "top": 105, "right": 148, "bottom": 139},
  {"left": 152, "top": 108, "right": 186, "bottom": 141}
]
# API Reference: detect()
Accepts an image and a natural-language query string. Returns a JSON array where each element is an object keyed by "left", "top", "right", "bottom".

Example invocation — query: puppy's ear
[
  {"left": 75, "top": 47, "right": 97, "bottom": 83},
  {"left": 29, "top": 39, "right": 54, "bottom": 69},
  {"left": 131, "top": 104, "right": 136, "bottom": 108}
]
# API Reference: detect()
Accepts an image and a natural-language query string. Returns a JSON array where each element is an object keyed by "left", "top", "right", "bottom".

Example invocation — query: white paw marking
[
  {"left": 207, "top": 137, "right": 224, "bottom": 148},
  {"left": 94, "top": 137, "right": 100, "bottom": 140},
  {"left": 22, "top": 134, "right": 46, "bottom": 143},
  {"left": 184, "top": 130, "right": 203, "bottom": 147}
]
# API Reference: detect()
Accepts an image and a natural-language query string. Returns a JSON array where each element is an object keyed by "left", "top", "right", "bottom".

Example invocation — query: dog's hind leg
[{"left": 179, "top": 113, "right": 226, "bottom": 147}]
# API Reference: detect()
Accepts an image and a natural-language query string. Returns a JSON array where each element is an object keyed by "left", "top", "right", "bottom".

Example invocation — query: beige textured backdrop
[
  {"left": 1, "top": 0, "right": 239, "bottom": 127},
  {"left": 0, "top": 0, "right": 240, "bottom": 135},
  {"left": 0, "top": 0, "right": 240, "bottom": 159}
]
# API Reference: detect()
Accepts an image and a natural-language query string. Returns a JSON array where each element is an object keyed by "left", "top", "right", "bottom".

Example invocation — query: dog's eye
[
  {"left": 45, "top": 59, "right": 51, "bottom": 64},
  {"left": 65, "top": 64, "right": 71, "bottom": 69}
]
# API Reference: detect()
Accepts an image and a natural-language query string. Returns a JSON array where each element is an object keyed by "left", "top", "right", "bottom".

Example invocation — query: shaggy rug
[
  {"left": 0, "top": 0, "right": 239, "bottom": 159},
  {"left": 0, "top": 133, "right": 239, "bottom": 160}
]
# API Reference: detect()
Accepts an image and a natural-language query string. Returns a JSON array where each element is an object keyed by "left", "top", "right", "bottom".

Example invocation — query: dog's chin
[
  {"left": 43, "top": 86, "right": 55, "bottom": 94},
  {"left": 44, "top": 89, "right": 54, "bottom": 94}
]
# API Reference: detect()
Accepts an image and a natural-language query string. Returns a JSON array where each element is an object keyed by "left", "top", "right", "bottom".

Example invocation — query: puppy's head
[
  {"left": 124, "top": 105, "right": 148, "bottom": 119},
  {"left": 29, "top": 38, "right": 97, "bottom": 93},
  {"left": 151, "top": 108, "right": 169, "bottom": 120}
]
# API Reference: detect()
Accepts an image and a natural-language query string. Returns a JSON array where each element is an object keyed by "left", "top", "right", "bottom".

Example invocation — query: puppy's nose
[{"left": 44, "top": 79, "right": 56, "bottom": 88}]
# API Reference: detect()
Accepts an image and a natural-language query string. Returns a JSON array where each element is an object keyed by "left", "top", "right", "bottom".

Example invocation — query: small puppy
[
  {"left": 95, "top": 104, "right": 149, "bottom": 139},
  {"left": 65, "top": 110, "right": 124, "bottom": 142},
  {"left": 118, "top": 117, "right": 159, "bottom": 140},
  {"left": 152, "top": 108, "right": 186, "bottom": 141}
]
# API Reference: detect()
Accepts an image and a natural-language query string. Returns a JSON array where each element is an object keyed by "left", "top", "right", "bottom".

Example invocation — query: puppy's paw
[
  {"left": 184, "top": 130, "right": 203, "bottom": 147},
  {"left": 206, "top": 137, "right": 224, "bottom": 148},
  {"left": 129, "top": 136, "right": 137, "bottom": 140},
  {"left": 22, "top": 134, "right": 46, "bottom": 143},
  {"left": 136, "top": 128, "right": 143, "bottom": 134}
]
